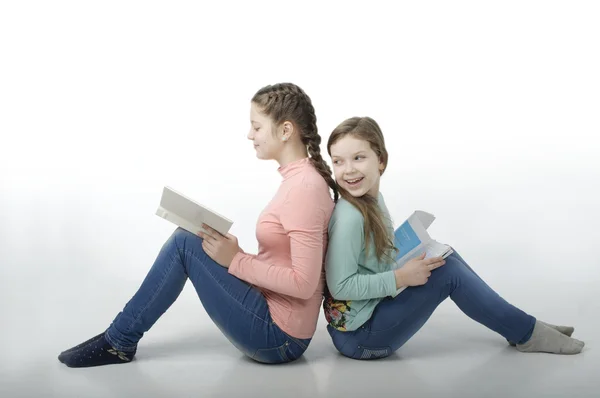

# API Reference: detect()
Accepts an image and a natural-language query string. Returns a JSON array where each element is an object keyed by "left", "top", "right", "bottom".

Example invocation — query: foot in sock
[
  {"left": 507, "top": 320, "right": 575, "bottom": 346},
  {"left": 58, "top": 333, "right": 136, "bottom": 367},
  {"left": 516, "top": 320, "right": 584, "bottom": 355},
  {"left": 58, "top": 333, "right": 105, "bottom": 359}
]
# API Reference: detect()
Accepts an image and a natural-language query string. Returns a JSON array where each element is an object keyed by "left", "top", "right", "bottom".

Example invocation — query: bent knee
[
  {"left": 172, "top": 227, "right": 195, "bottom": 239},
  {"left": 170, "top": 227, "right": 201, "bottom": 247},
  {"left": 438, "top": 255, "right": 467, "bottom": 273},
  {"left": 164, "top": 227, "right": 205, "bottom": 259}
]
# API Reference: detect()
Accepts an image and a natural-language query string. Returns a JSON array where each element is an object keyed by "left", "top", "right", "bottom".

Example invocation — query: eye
[{"left": 354, "top": 155, "right": 364, "bottom": 160}]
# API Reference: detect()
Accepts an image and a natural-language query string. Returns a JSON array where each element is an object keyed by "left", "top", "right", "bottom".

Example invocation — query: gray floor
[
  {"left": 1, "top": 188, "right": 597, "bottom": 397},
  {"left": 0, "top": 284, "right": 597, "bottom": 398}
]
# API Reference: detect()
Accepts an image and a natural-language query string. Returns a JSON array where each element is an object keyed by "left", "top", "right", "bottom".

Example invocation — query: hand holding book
[
  {"left": 394, "top": 252, "right": 446, "bottom": 289},
  {"left": 198, "top": 224, "right": 243, "bottom": 268},
  {"left": 390, "top": 210, "right": 454, "bottom": 297}
]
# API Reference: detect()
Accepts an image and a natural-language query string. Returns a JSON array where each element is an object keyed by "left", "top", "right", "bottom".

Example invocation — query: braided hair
[{"left": 252, "top": 83, "right": 338, "bottom": 201}]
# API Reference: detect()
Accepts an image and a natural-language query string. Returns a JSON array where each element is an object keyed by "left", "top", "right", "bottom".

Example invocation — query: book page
[
  {"left": 156, "top": 186, "right": 233, "bottom": 236},
  {"left": 424, "top": 240, "right": 453, "bottom": 259},
  {"left": 392, "top": 211, "right": 434, "bottom": 268},
  {"left": 414, "top": 210, "right": 436, "bottom": 230},
  {"left": 389, "top": 211, "right": 452, "bottom": 297},
  {"left": 394, "top": 218, "right": 423, "bottom": 260}
]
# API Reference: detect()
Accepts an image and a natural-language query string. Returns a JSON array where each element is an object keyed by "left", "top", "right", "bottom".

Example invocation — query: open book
[
  {"left": 155, "top": 186, "right": 233, "bottom": 236},
  {"left": 390, "top": 210, "right": 453, "bottom": 297}
]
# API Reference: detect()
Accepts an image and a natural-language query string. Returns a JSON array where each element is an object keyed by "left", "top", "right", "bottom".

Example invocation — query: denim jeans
[
  {"left": 104, "top": 227, "right": 311, "bottom": 364},
  {"left": 327, "top": 249, "right": 536, "bottom": 360}
]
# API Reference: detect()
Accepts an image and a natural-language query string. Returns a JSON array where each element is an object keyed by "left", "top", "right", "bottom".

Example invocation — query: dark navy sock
[
  {"left": 58, "top": 332, "right": 105, "bottom": 357},
  {"left": 58, "top": 333, "right": 136, "bottom": 368}
]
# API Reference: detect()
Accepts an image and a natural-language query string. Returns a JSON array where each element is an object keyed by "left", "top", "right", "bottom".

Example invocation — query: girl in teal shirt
[{"left": 322, "top": 116, "right": 584, "bottom": 359}]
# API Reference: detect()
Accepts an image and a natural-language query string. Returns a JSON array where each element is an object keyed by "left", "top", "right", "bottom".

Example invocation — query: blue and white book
[{"left": 391, "top": 210, "right": 453, "bottom": 297}]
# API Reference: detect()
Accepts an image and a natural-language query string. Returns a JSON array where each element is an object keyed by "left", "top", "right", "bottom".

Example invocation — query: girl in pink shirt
[{"left": 58, "top": 83, "right": 336, "bottom": 367}]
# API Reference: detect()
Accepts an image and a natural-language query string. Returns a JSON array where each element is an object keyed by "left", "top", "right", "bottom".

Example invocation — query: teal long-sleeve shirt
[{"left": 323, "top": 193, "right": 398, "bottom": 331}]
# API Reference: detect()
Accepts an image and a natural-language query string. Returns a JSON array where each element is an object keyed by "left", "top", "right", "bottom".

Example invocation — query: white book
[
  {"left": 390, "top": 210, "right": 453, "bottom": 297},
  {"left": 155, "top": 186, "right": 233, "bottom": 236}
]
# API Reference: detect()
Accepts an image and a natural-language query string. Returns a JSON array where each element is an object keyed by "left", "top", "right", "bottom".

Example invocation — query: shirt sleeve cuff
[
  {"left": 228, "top": 251, "right": 246, "bottom": 277},
  {"left": 382, "top": 270, "right": 397, "bottom": 296}
]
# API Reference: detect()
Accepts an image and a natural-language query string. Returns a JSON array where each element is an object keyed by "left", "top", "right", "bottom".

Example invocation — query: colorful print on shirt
[{"left": 323, "top": 291, "right": 352, "bottom": 331}]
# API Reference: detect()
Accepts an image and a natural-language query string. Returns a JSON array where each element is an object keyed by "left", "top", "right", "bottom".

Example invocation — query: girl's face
[
  {"left": 247, "top": 102, "right": 284, "bottom": 161},
  {"left": 329, "top": 135, "right": 385, "bottom": 198}
]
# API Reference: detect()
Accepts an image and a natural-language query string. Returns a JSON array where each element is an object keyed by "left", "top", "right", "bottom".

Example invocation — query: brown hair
[
  {"left": 327, "top": 116, "right": 396, "bottom": 262},
  {"left": 252, "top": 83, "right": 338, "bottom": 201}
]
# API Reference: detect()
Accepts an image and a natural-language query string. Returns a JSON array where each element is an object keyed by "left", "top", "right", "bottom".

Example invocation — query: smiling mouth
[{"left": 345, "top": 177, "right": 364, "bottom": 186}]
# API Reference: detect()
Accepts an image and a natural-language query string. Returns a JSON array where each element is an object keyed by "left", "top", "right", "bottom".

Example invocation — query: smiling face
[
  {"left": 329, "top": 135, "right": 385, "bottom": 198},
  {"left": 247, "top": 102, "right": 284, "bottom": 160}
]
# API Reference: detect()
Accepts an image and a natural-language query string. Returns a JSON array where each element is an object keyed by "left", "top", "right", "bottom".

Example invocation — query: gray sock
[
  {"left": 516, "top": 320, "right": 584, "bottom": 354},
  {"left": 508, "top": 320, "right": 574, "bottom": 346}
]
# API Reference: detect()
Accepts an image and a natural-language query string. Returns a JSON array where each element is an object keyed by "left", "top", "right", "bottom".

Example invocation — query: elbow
[
  {"left": 328, "top": 279, "right": 368, "bottom": 301},
  {"left": 296, "top": 282, "right": 318, "bottom": 300},
  {"left": 292, "top": 275, "right": 320, "bottom": 300},
  {"left": 329, "top": 284, "right": 352, "bottom": 301},
  {"left": 297, "top": 290, "right": 315, "bottom": 300}
]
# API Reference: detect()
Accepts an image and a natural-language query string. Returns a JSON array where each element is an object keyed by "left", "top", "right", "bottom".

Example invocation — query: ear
[
  {"left": 378, "top": 158, "right": 386, "bottom": 175},
  {"left": 281, "top": 121, "right": 294, "bottom": 142}
]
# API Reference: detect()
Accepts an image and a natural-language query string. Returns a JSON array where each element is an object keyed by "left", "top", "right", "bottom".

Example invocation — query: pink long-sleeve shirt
[{"left": 228, "top": 157, "right": 334, "bottom": 339}]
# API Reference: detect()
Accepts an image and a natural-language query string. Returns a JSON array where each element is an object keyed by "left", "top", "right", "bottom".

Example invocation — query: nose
[
  {"left": 247, "top": 129, "right": 254, "bottom": 140},
  {"left": 344, "top": 161, "right": 356, "bottom": 174}
]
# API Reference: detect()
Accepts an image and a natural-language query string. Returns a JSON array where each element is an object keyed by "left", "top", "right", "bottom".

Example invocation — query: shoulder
[
  {"left": 285, "top": 165, "right": 333, "bottom": 202},
  {"left": 332, "top": 198, "right": 362, "bottom": 219},
  {"left": 330, "top": 198, "right": 364, "bottom": 232},
  {"left": 300, "top": 163, "right": 330, "bottom": 190}
]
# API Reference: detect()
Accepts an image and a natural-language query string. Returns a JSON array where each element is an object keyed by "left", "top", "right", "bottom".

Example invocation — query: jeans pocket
[
  {"left": 252, "top": 341, "right": 291, "bottom": 364},
  {"left": 353, "top": 344, "right": 392, "bottom": 360}
]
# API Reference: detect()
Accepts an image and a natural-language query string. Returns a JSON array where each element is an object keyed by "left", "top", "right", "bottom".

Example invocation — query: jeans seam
[
  {"left": 122, "top": 250, "right": 180, "bottom": 340},
  {"left": 446, "top": 255, "right": 527, "bottom": 340},
  {"left": 453, "top": 273, "right": 521, "bottom": 340},
  {"left": 183, "top": 248, "right": 271, "bottom": 325},
  {"left": 279, "top": 343, "right": 291, "bottom": 362},
  {"left": 286, "top": 335, "right": 309, "bottom": 350},
  {"left": 104, "top": 331, "right": 130, "bottom": 352},
  {"left": 519, "top": 316, "right": 537, "bottom": 344},
  {"left": 252, "top": 341, "right": 290, "bottom": 363},
  {"left": 367, "top": 288, "right": 436, "bottom": 335}
]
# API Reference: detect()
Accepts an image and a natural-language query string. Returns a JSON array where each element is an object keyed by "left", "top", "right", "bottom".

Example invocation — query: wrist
[
  {"left": 228, "top": 252, "right": 243, "bottom": 273},
  {"left": 394, "top": 268, "right": 406, "bottom": 289}
]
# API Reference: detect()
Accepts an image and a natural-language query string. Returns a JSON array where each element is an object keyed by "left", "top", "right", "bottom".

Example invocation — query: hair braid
[
  {"left": 302, "top": 107, "right": 339, "bottom": 202},
  {"left": 252, "top": 82, "right": 338, "bottom": 201}
]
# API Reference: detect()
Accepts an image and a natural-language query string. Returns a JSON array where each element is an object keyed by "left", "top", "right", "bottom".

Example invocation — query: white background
[{"left": 1, "top": 1, "right": 598, "bottom": 397}]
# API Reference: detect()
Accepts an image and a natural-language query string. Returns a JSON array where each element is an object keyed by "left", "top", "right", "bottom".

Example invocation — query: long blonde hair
[{"left": 327, "top": 116, "right": 396, "bottom": 261}]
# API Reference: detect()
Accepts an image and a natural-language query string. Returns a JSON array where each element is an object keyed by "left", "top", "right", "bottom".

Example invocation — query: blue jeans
[
  {"left": 327, "top": 249, "right": 536, "bottom": 360},
  {"left": 104, "top": 227, "right": 311, "bottom": 364}
]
